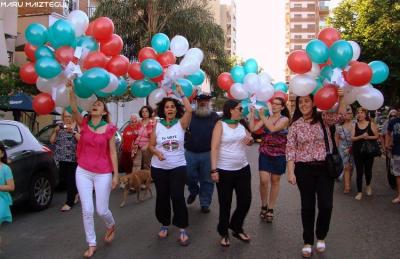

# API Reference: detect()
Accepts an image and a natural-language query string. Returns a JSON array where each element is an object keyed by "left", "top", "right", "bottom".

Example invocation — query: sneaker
[
  {"left": 186, "top": 194, "right": 197, "bottom": 205},
  {"left": 365, "top": 185, "right": 372, "bottom": 196},
  {"left": 200, "top": 206, "right": 210, "bottom": 213},
  {"left": 355, "top": 192, "right": 363, "bottom": 200}
]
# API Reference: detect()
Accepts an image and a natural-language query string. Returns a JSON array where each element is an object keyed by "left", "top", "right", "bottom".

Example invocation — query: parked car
[{"left": 0, "top": 120, "right": 58, "bottom": 210}]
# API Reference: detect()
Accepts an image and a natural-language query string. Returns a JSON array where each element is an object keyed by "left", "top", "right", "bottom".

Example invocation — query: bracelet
[
  {"left": 180, "top": 94, "right": 186, "bottom": 99},
  {"left": 210, "top": 169, "right": 218, "bottom": 174}
]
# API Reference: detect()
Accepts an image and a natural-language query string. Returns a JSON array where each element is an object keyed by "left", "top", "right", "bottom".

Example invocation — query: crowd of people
[{"left": 1, "top": 82, "right": 400, "bottom": 258}]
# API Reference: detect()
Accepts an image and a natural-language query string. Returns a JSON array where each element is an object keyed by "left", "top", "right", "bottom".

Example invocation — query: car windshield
[{"left": 0, "top": 124, "right": 23, "bottom": 148}]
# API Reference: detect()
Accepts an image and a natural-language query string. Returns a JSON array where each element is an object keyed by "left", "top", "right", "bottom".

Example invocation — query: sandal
[
  {"left": 83, "top": 246, "right": 96, "bottom": 258},
  {"left": 259, "top": 206, "right": 268, "bottom": 220},
  {"left": 231, "top": 231, "right": 251, "bottom": 243},
  {"left": 60, "top": 204, "right": 71, "bottom": 212},
  {"left": 316, "top": 240, "right": 326, "bottom": 253},
  {"left": 220, "top": 235, "right": 230, "bottom": 247},
  {"left": 158, "top": 226, "right": 168, "bottom": 240},
  {"left": 265, "top": 209, "right": 274, "bottom": 223},
  {"left": 301, "top": 245, "right": 312, "bottom": 258},
  {"left": 104, "top": 225, "right": 115, "bottom": 243},
  {"left": 177, "top": 229, "right": 190, "bottom": 246}
]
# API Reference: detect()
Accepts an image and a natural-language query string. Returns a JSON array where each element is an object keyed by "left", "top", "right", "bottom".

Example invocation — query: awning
[{"left": 0, "top": 93, "right": 59, "bottom": 115}]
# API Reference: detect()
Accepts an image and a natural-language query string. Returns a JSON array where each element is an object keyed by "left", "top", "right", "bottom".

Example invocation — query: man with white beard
[{"left": 185, "top": 93, "right": 219, "bottom": 213}]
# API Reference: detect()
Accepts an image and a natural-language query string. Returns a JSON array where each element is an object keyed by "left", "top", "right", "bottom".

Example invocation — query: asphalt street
[{"left": 1, "top": 145, "right": 399, "bottom": 259}]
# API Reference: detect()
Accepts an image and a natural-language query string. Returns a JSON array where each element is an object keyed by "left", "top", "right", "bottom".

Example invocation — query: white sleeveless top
[
  {"left": 217, "top": 121, "right": 249, "bottom": 170},
  {"left": 151, "top": 121, "right": 186, "bottom": 170}
]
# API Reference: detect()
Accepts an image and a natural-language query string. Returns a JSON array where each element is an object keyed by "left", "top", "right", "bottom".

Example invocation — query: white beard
[{"left": 195, "top": 106, "right": 211, "bottom": 117}]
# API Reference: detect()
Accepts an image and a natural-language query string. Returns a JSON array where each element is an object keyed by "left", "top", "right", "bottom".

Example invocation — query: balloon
[
  {"left": 230, "top": 66, "right": 246, "bottom": 83},
  {"left": 54, "top": 86, "right": 69, "bottom": 107},
  {"left": 320, "top": 65, "right": 333, "bottom": 80},
  {"left": 255, "top": 83, "right": 274, "bottom": 101},
  {"left": 113, "top": 78, "right": 128, "bottom": 96},
  {"left": 342, "top": 83, "right": 358, "bottom": 105},
  {"left": 33, "top": 93, "right": 55, "bottom": 115},
  {"left": 259, "top": 72, "right": 272, "bottom": 86},
  {"left": 100, "top": 34, "right": 123, "bottom": 57},
  {"left": 81, "top": 67, "right": 110, "bottom": 92},
  {"left": 311, "top": 79, "right": 324, "bottom": 95},
  {"left": 25, "top": 23, "right": 48, "bottom": 46},
  {"left": 24, "top": 43, "right": 37, "bottom": 61},
  {"left": 179, "top": 59, "right": 201, "bottom": 76},
  {"left": 67, "top": 10, "right": 89, "bottom": 37},
  {"left": 318, "top": 28, "right": 341, "bottom": 47},
  {"left": 76, "top": 94, "right": 97, "bottom": 111},
  {"left": 314, "top": 84, "right": 338, "bottom": 110},
  {"left": 172, "top": 78, "right": 194, "bottom": 97},
  {"left": 244, "top": 58, "right": 258, "bottom": 74},
  {"left": 92, "top": 17, "right": 114, "bottom": 42},
  {"left": 157, "top": 51, "right": 176, "bottom": 67},
  {"left": 369, "top": 61, "right": 389, "bottom": 84},
  {"left": 128, "top": 62, "right": 145, "bottom": 80},
  {"left": 48, "top": 19, "right": 76, "bottom": 49},
  {"left": 35, "top": 57, "right": 62, "bottom": 79},
  {"left": 131, "top": 79, "right": 157, "bottom": 97},
  {"left": 272, "top": 91, "right": 288, "bottom": 103},
  {"left": 230, "top": 83, "right": 248, "bottom": 100},
  {"left": 287, "top": 50, "right": 312, "bottom": 74},
  {"left": 186, "top": 69, "right": 205, "bottom": 85},
  {"left": 305, "top": 62, "right": 321, "bottom": 79},
  {"left": 346, "top": 62, "right": 372, "bottom": 87},
  {"left": 35, "top": 45, "right": 54, "bottom": 60},
  {"left": 138, "top": 47, "right": 158, "bottom": 62},
  {"left": 243, "top": 73, "right": 260, "bottom": 94},
  {"left": 306, "top": 39, "right": 329, "bottom": 64},
  {"left": 348, "top": 41, "right": 361, "bottom": 61},
  {"left": 289, "top": 74, "right": 317, "bottom": 96},
  {"left": 184, "top": 48, "right": 204, "bottom": 63},
  {"left": 101, "top": 73, "right": 119, "bottom": 93},
  {"left": 148, "top": 88, "right": 167, "bottom": 108},
  {"left": 357, "top": 87, "right": 384, "bottom": 110},
  {"left": 106, "top": 55, "right": 129, "bottom": 76},
  {"left": 151, "top": 33, "right": 170, "bottom": 54},
  {"left": 151, "top": 72, "right": 165, "bottom": 83},
  {"left": 74, "top": 76, "right": 94, "bottom": 98},
  {"left": 76, "top": 36, "right": 99, "bottom": 51},
  {"left": 217, "top": 72, "right": 234, "bottom": 91},
  {"left": 55, "top": 46, "right": 75, "bottom": 66},
  {"left": 85, "top": 22, "right": 95, "bottom": 36},
  {"left": 95, "top": 90, "right": 112, "bottom": 98},
  {"left": 66, "top": 106, "right": 83, "bottom": 114},
  {"left": 165, "top": 64, "right": 183, "bottom": 81},
  {"left": 20, "top": 62, "right": 38, "bottom": 84},
  {"left": 36, "top": 77, "right": 59, "bottom": 93},
  {"left": 329, "top": 40, "right": 353, "bottom": 68},
  {"left": 140, "top": 59, "right": 163, "bottom": 78},
  {"left": 274, "top": 82, "right": 288, "bottom": 93},
  {"left": 170, "top": 35, "right": 189, "bottom": 57},
  {"left": 83, "top": 51, "right": 108, "bottom": 69}
]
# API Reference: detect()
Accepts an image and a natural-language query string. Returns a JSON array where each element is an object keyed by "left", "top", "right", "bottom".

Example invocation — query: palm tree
[{"left": 94, "top": 0, "right": 232, "bottom": 92}]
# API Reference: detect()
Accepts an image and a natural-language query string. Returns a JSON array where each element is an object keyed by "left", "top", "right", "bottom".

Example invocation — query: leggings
[
  {"left": 76, "top": 166, "right": 115, "bottom": 246},
  {"left": 353, "top": 154, "right": 374, "bottom": 192}
]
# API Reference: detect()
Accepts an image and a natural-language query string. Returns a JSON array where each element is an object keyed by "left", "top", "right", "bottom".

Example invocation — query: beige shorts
[{"left": 391, "top": 155, "right": 400, "bottom": 177}]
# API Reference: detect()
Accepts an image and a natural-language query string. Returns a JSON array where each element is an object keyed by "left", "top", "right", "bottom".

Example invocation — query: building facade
[{"left": 0, "top": 3, "right": 18, "bottom": 66}]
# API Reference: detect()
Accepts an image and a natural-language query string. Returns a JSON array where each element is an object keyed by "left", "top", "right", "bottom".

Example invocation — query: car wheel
[{"left": 29, "top": 172, "right": 54, "bottom": 210}]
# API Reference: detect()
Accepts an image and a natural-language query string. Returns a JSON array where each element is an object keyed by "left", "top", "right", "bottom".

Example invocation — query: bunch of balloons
[
  {"left": 287, "top": 27, "right": 389, "bottom": 111},
  {"left": 128, "top": 33, "right": 206, "bottom": 108},
  {"left": 20, "top": 11, "right": 128, "bottom": 115}
]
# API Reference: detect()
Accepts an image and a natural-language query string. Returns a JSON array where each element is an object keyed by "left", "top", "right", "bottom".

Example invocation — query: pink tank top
[{"left": 77, "top": 118, "right": 117, "bottom": 173}]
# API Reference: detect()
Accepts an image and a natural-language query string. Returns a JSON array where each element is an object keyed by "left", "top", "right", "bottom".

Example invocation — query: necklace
[
  {"left": 160, "top": 118, "right": 179, "bottom": 128},
  {"left": 88, "top": 119, "right": 107, "bottom": 130},
  {"left": 223, "top": 119, "right": 240, "bottom": 124}
]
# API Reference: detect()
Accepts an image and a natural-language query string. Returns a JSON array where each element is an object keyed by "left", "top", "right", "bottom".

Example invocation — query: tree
[
  {"left": 94, "top": 0, "right": 232, "bottom": 96},
  {"left": 327, "top": 0, "right": 400, "bottom": 106}
]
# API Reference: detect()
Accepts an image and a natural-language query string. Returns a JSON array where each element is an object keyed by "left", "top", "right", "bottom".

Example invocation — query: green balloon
[
  {"left": 66, "top": 106, "right": 83, "bottom": 114},
  {"left": 320, "top": 65, "right": 333, "bottom": 80},
  {"left": 35, "top": 57, "right": 62, "bottom": 79},
  {"left": 306, "top": 39, "right": 329, "bottom": 64},
  {"left": 74, "top": 77, "right": 94, "bottom": 99},
  {"left": 25, "top": 23, "right": 48, "bottom": 46},
  {"left": 274, "top": 82, "right": 288, "bottom": 93},
  {"left": 81, "top": 68, "right": 110, "bottom": 92},
  {"left": 140, "top": 59, "right": 163, "bottom": 78},
  {"left": 186, "top": 69, "right": 205, "bottom": 86},
  {"left": 113, "top": 78, "right": 128, "bottom": 96},
  {"left": 96, "top": 90, "right": 112, "bottom": 98},
  {"left": 48, "top": 20, "right": 75, "bottom": 49},
  {"left": 369, "top": 61, "right": 389, "bottom": 84},
  {"left": 329, "top": 40, "right": 353, "bottom": 68},
  {"left": 131, "top": 79, "right": 157, "bottom": 97},
  {"left": 311, "top": 79, "right": 323, "bottom": 95},
  {"left": 172, "top": 78, "right": 194, "bottom": 97},
  {"left": 244, "top": 58, "right": 258, "bottom": 74},
  {"left": 76, "top": 36, "right": 99, "bottom": 51},
  {"left": 151, "top": 33, "right": 170, "bottom": 54},
  {"left": 35, "top": 45, "right": 54, "bottom": 60}
]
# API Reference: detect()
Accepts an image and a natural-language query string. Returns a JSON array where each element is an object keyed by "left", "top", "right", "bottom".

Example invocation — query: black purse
[
  {"left": 360, "top": 140, "right": 381, "bottom": 157},
  {"left": 321, "top": 121, "right": 343, "bottom": 178}
]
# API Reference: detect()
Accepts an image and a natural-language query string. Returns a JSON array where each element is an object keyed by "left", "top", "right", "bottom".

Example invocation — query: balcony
[
  {"left": 290, "top": 5, "right": 317, "bottom": 12},
  {"left": 88, "top": 6, "right": 97, "bottom": 18},
  {"left": 319, "top": 1, "right": 330, "bottom": 13},
  {"left": 290, "top": 17, "right": 316, "bottom": 23}
]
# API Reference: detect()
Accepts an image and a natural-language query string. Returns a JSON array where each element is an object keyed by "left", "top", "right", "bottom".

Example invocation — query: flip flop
[
  {"left": 158, "top": 226, "right": 168, "bottom": 240},
  {"left": 231, "top": 231, "right": 251, "bottom": 243},
  {"left": 177, "top": 230, "right": 190, "bottom": 246},
  {"left": 104, "top": 225, "right": 115, "bottom": 243}
]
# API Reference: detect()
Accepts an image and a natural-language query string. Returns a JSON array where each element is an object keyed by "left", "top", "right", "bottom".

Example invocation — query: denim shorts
[{"left": 258, "top": 153, "right": 286, "bottom": 175}]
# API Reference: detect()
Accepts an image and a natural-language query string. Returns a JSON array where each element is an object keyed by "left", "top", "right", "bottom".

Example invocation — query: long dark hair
[
  {"left": 222, "top": 99, "right": 250, "bottom": 131},
  {"left": 156, "top": 97, "right": 184, "bottom": 119},
  {"left": 290, "top": 95, "right": 321, "bottom": 125},
  {"left": 0, "top": 142, "right": 8, "bottom": 164},
  {"left": 88, "top": 100, "right": 111, "bottom": 123},
  {"left": 273, "top": 97, "right": 291, "bottom": 119}
]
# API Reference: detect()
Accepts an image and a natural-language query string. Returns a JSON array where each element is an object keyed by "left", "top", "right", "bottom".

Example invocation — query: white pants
[{"left": 76, "top": 166, "right": 115, "bottom": 246}]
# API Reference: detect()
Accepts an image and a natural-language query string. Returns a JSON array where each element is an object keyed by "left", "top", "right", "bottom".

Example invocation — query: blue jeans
[{"left": 185, "top": 150, "right": 214, "bottom": 207}]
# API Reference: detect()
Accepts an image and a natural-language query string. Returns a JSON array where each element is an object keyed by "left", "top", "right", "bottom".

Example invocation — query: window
[
  {"left": 7, "top": 51, "right": 13, "bottom": 64},
  {"left": 307, "top": 14, "right": 315, "bottom": 18},
  {"left": 293, "top": 25, "right": 302, "bottom": 29},
  {"left": 308, "top": 34, "right": 314, "bottom": 39},
  {"left": 294, "top": 35, "right": 302, "bottom": 39},
  {"left": 307, "top": 24, "right": 315, "bottom": 30},
  {"left": 294, "top": 45, "right": 302, "bottom": 50},
  {"left": 294, "top": 14, "right": 302, "bottom": 18},
  {"left": 294, "top": 4, "right": 302, "bottom": 8},
  {"left": 0, "top": 124, "right": 22, "bottom": 148}
]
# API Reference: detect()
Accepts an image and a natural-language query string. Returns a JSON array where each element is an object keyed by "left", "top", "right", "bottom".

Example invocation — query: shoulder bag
[{"left": 321, "top": 121, "right": 343, "bottom": 178}]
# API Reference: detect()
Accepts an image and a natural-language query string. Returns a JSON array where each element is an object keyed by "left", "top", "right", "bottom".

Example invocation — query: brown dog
[{"left": 119, "top": 170, "right": 153, "bottom": 207}]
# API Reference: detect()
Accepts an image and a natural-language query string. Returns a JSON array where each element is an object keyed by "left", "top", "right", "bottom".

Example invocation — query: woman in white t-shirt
[
  {"left": 211, "top": 99, "right": 254, "bottom": 247},
  {"left": 148, "top": 85, "right": 192, "bottom": 246}
]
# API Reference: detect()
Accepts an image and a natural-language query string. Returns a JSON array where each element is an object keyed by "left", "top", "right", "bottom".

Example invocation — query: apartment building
[{"left": 0, "top": 3, "right": 18, "bottom": 66}]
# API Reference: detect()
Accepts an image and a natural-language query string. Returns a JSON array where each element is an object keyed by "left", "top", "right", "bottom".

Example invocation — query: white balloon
[
  {"left": 165, "top": 64, "right": 182, "bottom": 80},
  {"left": 148, "top": 88, "right": 167, "bottom": 109},
  {"left": 342, "top": 84, "right": 357, "bottom": 105},
  {"left": 54, "top": 86, "right": 69, "bottom": 107},
  {"left": 357, "top": 87, "right": 384, "bottom": 110},
  {"left": 184, "top": 48, "right": 204, "bottom": 63},
  {"left": 348, "top": 41, "right": 361, "bottom": 61},
  {"left": 230, "top": 83, "right": 248, "bottom": 100},
  {"left": 101, "top": 73, "right": 119, "bottom": 93},
  {"left": 305, "top": 62, "right": 321, "bottom": 79},
  {"left": 255, "top": 83, "right": 274, "bottom": 101},
  {"left": 259, "top": 72, "right": 272, "bottom": 86},
  {"left": 36, "top": 77, "right": 53, "bottom": 93},
  {"left": 76, "top": 95, "right": 97, "bottom": 111},
  {"left": 179, "top": 59, "right": 200, "bottom": 76},
  {"left": 243, "top": 73, "right": 260, "bottom": 94},
  {"left": 170, "top": 35, "right": 189, "bottom": 57},
  {"left": 289, "top": 75, "right": 317, "bottom": 96},
  {"left": 67, "top": 10, "right": 89, "bottom": 37}
]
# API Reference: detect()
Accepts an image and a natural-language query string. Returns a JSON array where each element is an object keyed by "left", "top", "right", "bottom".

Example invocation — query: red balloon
[
  {"left": 314, "top": 84, "right": 338, "bottom": 110},
  {"left": 227, "top": 91, "right": 235, "bottom": 99},
  {"left": 287, "top": 50, "right": 312, "bottom": 74},
  {"left": 106, "top": 55, "right": 129, "bottom": 76},
  {"left": 189, "top": 88, "right": 198, "bottom": 103},
  {"left": 92, "top": 17, "right": 114, "bottom": 42},
  {"left": 83, "top": 51, "right": 108, "bottom": 70},
  {"left": 86, "top": 21, "right": 95, "bottom": 36},
  {"left": 151, "top": 71, "right": 165, "bottom": 83},
  {"left": 138, "top": 47, "right": 157, "bottom": 62},
  {"left": 55, "top": 46, "right": 75, "bottom": 66},
  {"left": 128, "top": 62, "right": 145, "bottom": 80},
  {"left": 19, "top": 62, "right": 38, "bottom": 84},
  {"left": 157, "top": 51, "right": 176, "bottom": 67},
  {"left": 100, "top": 34, "right": 123, "bottom": 57},
  {"left": 319, "top": 59, "right": 332, "bottom": 69},
  {"left": 33, "top": 93, "right": 55, "bottom": 115},
  {"left": 318, "top": 28, "right": 341, "bottom": 47},
  {"left": 217, "top": 72, "right": 234, "bottom": 91},
  {"left": 272, "top": 91, "right": 288, "bottom": 103},
  {"left": 24, "top": 43, "right": 37, "bottom": 61},
  {"left": 346, "top": 62, "right": 372, "bottom": 87}
]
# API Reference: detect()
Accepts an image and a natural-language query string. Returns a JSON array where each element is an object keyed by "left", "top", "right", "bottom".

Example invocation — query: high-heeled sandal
[
  {"left": 265, "top": 209, "right": 274, "bottom": 223},
  {"left": 259, "top": 206, "right": 268, "bottom": 220}
]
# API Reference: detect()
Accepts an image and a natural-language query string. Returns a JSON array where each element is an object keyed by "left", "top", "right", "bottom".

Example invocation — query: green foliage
[
  {"left": 0, "top": 64, "right": 38, "bottom": 98},
  {"left": 328, "top": 0, "right": 400, "bottom": 106}
]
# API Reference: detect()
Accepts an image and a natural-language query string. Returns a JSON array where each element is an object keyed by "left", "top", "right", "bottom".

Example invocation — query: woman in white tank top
[
  {"left": 211, "top": 99, "right": 254, "bottom": 247},
  {"left": 148, "top": 85, "right": 192, "bottom": 246}
]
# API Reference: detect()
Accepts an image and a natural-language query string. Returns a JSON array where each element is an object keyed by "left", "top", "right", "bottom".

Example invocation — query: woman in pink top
[
  {"left": 67, "top": 81, "right": 119, "bottom": 258},
  {"left": 286, "top": 89, "right": 345, "bottom": 258}
]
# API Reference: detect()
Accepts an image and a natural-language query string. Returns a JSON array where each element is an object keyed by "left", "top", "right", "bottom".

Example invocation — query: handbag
[
  {"left": 321, "top": 121, "right": 343, "bottom": 178},
  {"left": 360, "top": 140, "right": 381, "bottom": 157}
]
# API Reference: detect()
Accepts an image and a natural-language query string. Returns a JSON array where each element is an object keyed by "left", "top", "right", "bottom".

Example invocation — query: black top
[
  {"left": 353, "top": 122, "right": 374, "bottom": 155},
  {"left": 184, "top": 111, "right": 219, "bottom": 153}
]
